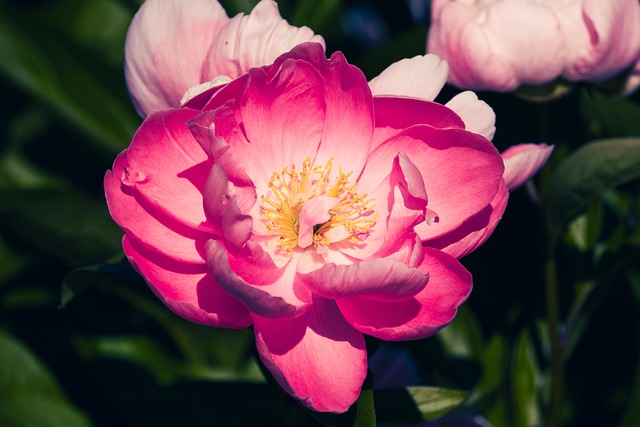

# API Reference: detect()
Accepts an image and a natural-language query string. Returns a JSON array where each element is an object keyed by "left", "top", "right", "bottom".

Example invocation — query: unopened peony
[
  {"left": 105, "top": 42, "right": 551, "bottom": 412},
  {"left": 125, "top": 0, "right": 323, "bottom": 116},
  {"left": 427, "top": 0, "right": 640, "bottom": 92}
]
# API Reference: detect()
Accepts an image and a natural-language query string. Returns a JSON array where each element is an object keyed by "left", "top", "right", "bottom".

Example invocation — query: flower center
[{"left": 261, "top": 158, "right": 377, "bottom": 251}]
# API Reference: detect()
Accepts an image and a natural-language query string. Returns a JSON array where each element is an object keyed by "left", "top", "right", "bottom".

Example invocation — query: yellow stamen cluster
[{"left": 261, "top": 157, "right": 377, "bottom": 251}]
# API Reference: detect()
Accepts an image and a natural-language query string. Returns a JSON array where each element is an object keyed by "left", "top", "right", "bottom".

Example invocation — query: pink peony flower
[
  {"left": 427, "top": 0, "right": 640, "bottom": 92},
  {"left": 125, "top": 0, "right": 324, "bottom": 117},
  {"left": 105, "top": 42, "right": 552, "bottom": 412}
]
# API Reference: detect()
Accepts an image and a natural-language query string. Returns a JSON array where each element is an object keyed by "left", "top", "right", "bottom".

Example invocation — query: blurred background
[{"left": 1, "top": 0, "right": 639, "bottom": 426}]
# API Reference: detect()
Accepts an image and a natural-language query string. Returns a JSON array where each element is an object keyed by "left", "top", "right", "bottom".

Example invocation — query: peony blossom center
[{"left": 261, "top": 157, "right": 377, "bottom": 251}]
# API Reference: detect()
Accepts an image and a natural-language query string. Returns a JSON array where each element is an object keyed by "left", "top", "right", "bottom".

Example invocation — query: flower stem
[{"left": 544, "top": 255, "right": 563, "bottom": 427}]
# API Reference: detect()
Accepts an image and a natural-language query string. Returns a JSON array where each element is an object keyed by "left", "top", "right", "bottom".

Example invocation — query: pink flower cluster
[
  {"left": 106, "top": 0, "right": 552, "bottom": 413},
  {"left": 427, "top": 0, "right": 640, "bottom": 93}
]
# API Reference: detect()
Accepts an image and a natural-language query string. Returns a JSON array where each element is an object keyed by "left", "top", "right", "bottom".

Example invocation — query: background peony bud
[{"left": 427, "top": 0, "right": 640, "bottom": 93}]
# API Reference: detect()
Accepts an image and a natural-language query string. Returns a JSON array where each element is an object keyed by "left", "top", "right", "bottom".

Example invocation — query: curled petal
[
  {"left": 501, "top": 143, "right": 554, "bottom": 190},
  {"left": 123, "top": 236, "right": 251, "bottom": 328},
  {"left": 445, "top": 91, "right": 496, "bottom": 141},
  {"left": 338, "top": 248, "right": 472, "bottom": 340},
  {"left": 205, "top": 240, "right": 309, "bottom": 318},
  {"left": 368, "top": 54, "right": 449, "bottom": 101},
  {"left": 125, "top": 0, "right": 229, "bottom": 116},
  {"left": 254, "top": 297, "right": 366, "bottom": 413},
  {"left": 300, "top": 258, "right": 428, "bottom": 301}
]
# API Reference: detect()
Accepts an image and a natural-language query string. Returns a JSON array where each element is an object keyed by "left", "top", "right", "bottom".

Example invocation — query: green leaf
[
  {"left": 0, "top": 8, "right": 138, "bottom": 153},
  {"left": 437, "top": 305, "right": 484, "bottom": 361},
  {"left": 545, "top": 138, "right": 640, "bottom": 253},
  {"left": 581, "top": 88, "right": 640, "bottom": 138},
  {"left": 0, "top": 332, "right": 91, "bottom": 427},
  {"left": 511, "top": 331, "right": 542, "bottom": 427},
  {"left": 0, "top": 189, "right": 123, "bottom": 267},
  {"left": 352, "top": 388, "right": 376, "bottom": 427},
  {"left": 374, "top": 386, "right": 466, "bottom": 423}
]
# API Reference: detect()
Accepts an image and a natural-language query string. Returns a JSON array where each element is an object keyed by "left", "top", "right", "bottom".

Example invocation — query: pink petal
[
  {"left": 501, "top": 143, "right": 553, "bottom": 190},
  {"left": 337, "top": 247, "right": 472, "bottom": 340},
  {"left": 368, "top": 54, "right": 449, "bottom": 101},
  {"left": 205, "top": 240, "right": 310, "bottom": 318},
  {"left": 253, "top": 296, "right": 367, "bottom": 413},
  {"left": 231, "top": 60, "right": 326, "bottom": 190},
  {"left": 105, "top": 151, "right": 209, "bottom": 264},
  {"left": 125, "top": 0, "right": 229, "bottom": 116},
  {"left": 202, "top": 0, "right": 325, "bottom": 81},
  {"left": 363, "top": 125, "right": 504, "bottom": 241},
  {"left": 425, "top": 181, "right": 509, "bottom": 259},
  {"left": 372, "top": 96, "right": 464, "bottom": 151},
  {"left": 124, "top": 109, "right": 213, "bottom": 231},
  {"left": 427, "top": 2, "right": 518, "bottom": 91},
  {"left": 445, "top": 91, "right": 496, "bottom": 141},
  {"left": 300, "top": 257, "right": 427, "bottom": 301},
  {"left": 123, "top": 236, "right": 251, "bottom": 328},
  {"left": 561, "top": 0, "right": 640, "bottom": 81}
]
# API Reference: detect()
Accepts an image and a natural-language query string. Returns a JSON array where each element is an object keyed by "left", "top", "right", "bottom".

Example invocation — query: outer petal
[
  {"left": 205, "top": 240, "right": 310, "bottom": 318},
  {"left": 254, "top": 297, "right": 367, "bottom": 413},
  {"left": 501, "top": 143, "right": 553, "bottom": 190},
  {"left": 105, "top": 151, "right": 209, "bottom": 264},
  {"left": 300, "top": 258, "right": 428, "bottom": 301},
  {"left": 427, "top": 1, "right": 518, "bottom": 91},
  {"left": 202, "top": 0, "right": 325, "bottom": 81},
  {"left": 123, "top": 108, "right": 212, "bottom": 231},
  {"left": 445, "top": 91, "right": 496, "bottom": 141},
  {"left": 372, "top": 96, "right": 465, "bottom": 151},
  {"left": 425, "top": 181, "right": 508, "bottom": 259},
  {"left": 123, "top": 236, "right": 252, "bottom": 328},
  {"left": 125, "top": 0, "right": 229, "bottom": 116},
  {"left": 368, "top": 54, "right": 449, "bottom": 102},
  {"left": 559, "top": 0, "right": 640, "bottom": 81},
  {"left": 337, "top": 247, "right": 472, "bottom": 340}
]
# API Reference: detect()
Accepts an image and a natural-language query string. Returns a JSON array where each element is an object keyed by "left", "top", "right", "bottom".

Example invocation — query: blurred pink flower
[
  {"left": 125, "top": 0, "right": 324, "bottom": 116},
  {"left": 427, "top": 0, "right": 640, "bottom": 92},
  {"left": 104, "top": 42, "right": 537, "bottom": 412}
]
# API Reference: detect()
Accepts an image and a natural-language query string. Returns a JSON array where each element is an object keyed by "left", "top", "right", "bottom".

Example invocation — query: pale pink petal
[
  {"left": 254, "top": 297, "right": 367, "bottom": 413},
  {"left": 425, "top": 181, "right": 509, "bottom": 259},
  {"left": 125, "top": 0, "right": 229, "bottom": 116},
  {"left": 202, "top": 0, "right": 325, "bottom": 81},
  {"left": 337, "top": 247, "right": 472, "bottom": 340},
  {"left": 560, "top": 0, "right": 640, "bottom": 81},
  {"left": 478, "top": 0, "right": 566, "bottom": 86},
  {"left": 427, "top": 2, "right": 518, "bottom": 91},
  {"left": 105, "top": 151, "right": 209, "bottom": 264},
  {"left": 123, "top": 236, "right": 251, "bottom": 328},
  {"left": 298, "top": 196, "right": 338, "bottom": 248},
  {"left": 205, "top": 240, "right": 310, "bottom": 318},
  {"left": 368, "top": 54, "right": 449, "bottom": 101},
  {"left": 362, "top": 126, "right": 504, "bottom": 241},
  {"left": 231, "top": 61, "right": 325, "bottom": 190},
  {"left": 124, "top": 109, "right": 213, "bottom": 231},
  {"left": 623, "top": 58, "right": 640, "bottom": 96},
  {"left": 501, "top": 143, "right": 553, "bottom": 190},
  {"left": 445, "top": 91, "right": 496, "bottom": 141},
  {"left": 300, "top": 258, "right": 427, "bottom": 301},
  {"left": 372, "top": 96, "right": 464, "bottom": 151}
]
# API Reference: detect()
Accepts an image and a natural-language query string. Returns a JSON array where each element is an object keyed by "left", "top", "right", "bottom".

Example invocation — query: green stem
[{"left": 544, "top": 255, "right": 563, "bottom": 427}]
